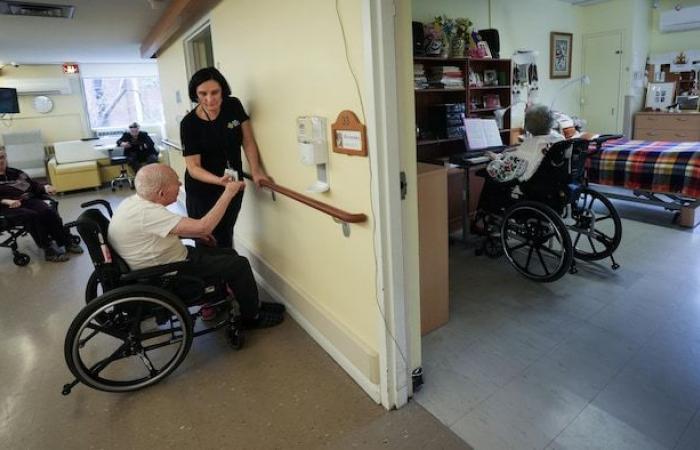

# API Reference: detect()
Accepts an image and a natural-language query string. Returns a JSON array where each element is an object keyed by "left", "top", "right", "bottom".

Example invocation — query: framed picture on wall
[
  {"left": 645, "top": 81, "right": 676, "bottom": 110},
  {"left": 550, "top": 32, "right": 573, "bottom": 79}
]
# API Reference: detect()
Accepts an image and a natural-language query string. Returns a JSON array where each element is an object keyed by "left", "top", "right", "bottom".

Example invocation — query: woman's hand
[
  {"left": 1, "top": 199, "right": 21, "bottom": 208},
  {"left": 218, "top": 175, "right": 233, "bottom": 186},
  {"left": 251, "top": 169, "right": 272, "bottom": 188},
  {"left": 44, "top": 184, "right": 57, "bottom": 195}
]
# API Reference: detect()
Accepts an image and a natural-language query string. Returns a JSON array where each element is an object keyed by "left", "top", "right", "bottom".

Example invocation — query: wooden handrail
[
  {"left": 242, "top": 173, "right": 367, "bottom": 224},
  {"left": 161, "top": 139, "right": 182, "bottom": 151}
]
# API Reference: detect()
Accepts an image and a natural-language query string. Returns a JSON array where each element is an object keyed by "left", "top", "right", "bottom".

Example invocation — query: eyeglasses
[{"left": 129, "top": 126, "right": 138, "bottom": 129}]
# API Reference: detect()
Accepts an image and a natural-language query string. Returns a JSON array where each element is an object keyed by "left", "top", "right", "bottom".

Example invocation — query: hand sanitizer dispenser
[{"left": 297, "top": 116, "right": 329, "bottom": 193}]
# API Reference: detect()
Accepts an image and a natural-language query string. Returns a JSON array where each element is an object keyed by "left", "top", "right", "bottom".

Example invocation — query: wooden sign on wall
[{"left": 331, "top": 110, "right": 367, "bottom": 157}]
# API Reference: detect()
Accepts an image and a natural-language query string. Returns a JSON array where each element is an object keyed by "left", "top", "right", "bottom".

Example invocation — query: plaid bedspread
[{"left": 587, "top": 139, "right": 700, "bottom": 198}]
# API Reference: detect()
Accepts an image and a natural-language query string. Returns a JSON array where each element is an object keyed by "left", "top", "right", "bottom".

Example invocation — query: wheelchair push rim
[
  {"left": 501, "top": 202, "right": 573, "bottom": 282},
  {"left": 567, "top": 188, "right": 622, "bottom": 261},
  {"left": 65, "top": 290, "right": 193, "bottom": 393}
]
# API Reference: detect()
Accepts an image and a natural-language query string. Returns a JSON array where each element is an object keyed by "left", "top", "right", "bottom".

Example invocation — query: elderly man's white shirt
[{"left": 109, "top": 194, "right": 188, "bottom": 270}]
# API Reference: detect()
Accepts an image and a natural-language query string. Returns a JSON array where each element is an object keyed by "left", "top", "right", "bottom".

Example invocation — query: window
[{"left": 82, "top": 76, "right": 164, "bottom": 129}]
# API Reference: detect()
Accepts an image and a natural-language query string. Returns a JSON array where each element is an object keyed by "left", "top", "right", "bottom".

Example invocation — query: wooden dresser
[{"left": 633, "top": 112, "right": 700, "bottom": 141}]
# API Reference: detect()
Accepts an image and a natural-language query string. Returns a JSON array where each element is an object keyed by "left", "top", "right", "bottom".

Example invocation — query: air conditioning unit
[
  {"left": 0, "top": 77, "right": 72, "bottom": 96},
  {"left": 660, "top": 5, "right": 700, "bottom": 32}
]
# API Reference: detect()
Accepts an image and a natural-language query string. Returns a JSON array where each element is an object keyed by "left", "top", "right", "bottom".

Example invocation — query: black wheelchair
[
  {"left": 0, "top": 195, "right": 81, "bottom": 266},
  {"left": 62, "top": 200, "right": 244, "bottom": 395},
  {"left": 473, "top": 135, "right": 623, "bottom": 282}
]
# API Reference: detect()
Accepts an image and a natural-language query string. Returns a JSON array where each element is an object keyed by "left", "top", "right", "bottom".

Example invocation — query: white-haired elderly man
[{"left": 108, "top": 163, "right": 284, "bottom": 327}]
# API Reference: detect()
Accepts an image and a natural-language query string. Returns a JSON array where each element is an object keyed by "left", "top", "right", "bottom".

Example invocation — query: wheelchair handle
[{"left": 80, "top": 199, "right": 114, "bottom": 217}]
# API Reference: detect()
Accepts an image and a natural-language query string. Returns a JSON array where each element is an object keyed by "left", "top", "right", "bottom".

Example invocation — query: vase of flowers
[
  {"left": 423, "top": 22, "right": 443, "bottom": 57},
  {"left": 450, "top": 17, "right": 471, "bottom": 58}
]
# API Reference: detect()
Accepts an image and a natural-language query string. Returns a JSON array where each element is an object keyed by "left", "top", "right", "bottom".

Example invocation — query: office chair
[{"left": 109, "top": 148, "right": 134, "bottom": 191}]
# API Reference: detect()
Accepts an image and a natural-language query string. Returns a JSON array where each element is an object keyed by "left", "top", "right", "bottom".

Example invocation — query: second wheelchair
[{"left": 473, "top": 136, "right": 622, "bottom": 282}]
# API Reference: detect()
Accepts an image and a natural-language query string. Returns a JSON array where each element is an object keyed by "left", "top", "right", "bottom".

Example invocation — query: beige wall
[
  {"left": 0, "top": 65, "right": 88, "bottom": 146},
  {"left": 650, "top": 0, "right": 700, "bottom": 54},
  {"left": 157, "top": 0, "right": 383, "bottom": 392}
]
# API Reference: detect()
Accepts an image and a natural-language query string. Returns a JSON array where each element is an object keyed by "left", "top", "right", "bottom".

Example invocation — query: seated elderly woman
[
  {"left": 0, "top": 148, "right": 82, "bottom": 262},
  {"left": 477, "top": 104, "right": 566, "bottom": 214}
]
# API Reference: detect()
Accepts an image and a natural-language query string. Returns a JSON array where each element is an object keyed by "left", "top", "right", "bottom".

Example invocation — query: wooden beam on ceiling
[{"left": 140, "top": 0, "right": 222, "bottom": 59}]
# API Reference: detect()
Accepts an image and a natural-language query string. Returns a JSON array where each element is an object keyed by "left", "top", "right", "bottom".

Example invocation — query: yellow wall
[
  {"left": 650, "top": 0, "right": 700, "bottom": 54},
  {"left": 157, "top": 0, "right": 382, "bottom": 388},
  {"left": 0, "top": 65, "right": 88, "bottom": 145}
]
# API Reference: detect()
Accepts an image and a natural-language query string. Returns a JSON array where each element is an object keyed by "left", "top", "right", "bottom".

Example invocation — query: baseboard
[{"left": 235, "top": 238, "right": 381, "bottom": 404}]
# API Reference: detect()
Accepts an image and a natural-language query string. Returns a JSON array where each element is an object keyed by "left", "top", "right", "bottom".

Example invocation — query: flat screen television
[{"left": 0, "top": 88, "right": 20, "bottom": 114}]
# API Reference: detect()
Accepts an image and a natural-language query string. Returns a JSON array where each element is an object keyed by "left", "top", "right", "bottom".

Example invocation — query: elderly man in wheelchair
[
  {"left": 0, "top": 148, "right": 82, "bottom": 265},
  {"left": 62, "top": 164, "right": 284, "bottom": 395},
  {"left": 473, "top": 105, "right": 622, "bottom": 282}
]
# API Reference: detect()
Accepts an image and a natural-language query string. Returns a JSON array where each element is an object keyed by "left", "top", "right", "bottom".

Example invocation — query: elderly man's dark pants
[
  {"left": 183, "top": 246, "right": 259, "bottom": 319},
  {"left": 1, "top": 198, "right": 67, "bottom": 248}
]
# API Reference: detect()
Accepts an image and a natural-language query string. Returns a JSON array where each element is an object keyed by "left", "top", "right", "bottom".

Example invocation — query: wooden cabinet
[
  {"left": 417, "top": 163, "right": 449, "bottom": 335},
  {"left": 633, "top": 112, "right": 700, "bottom": 141},
  {"left": 415, "top": 57, "right": 512, "bottom": 232}
]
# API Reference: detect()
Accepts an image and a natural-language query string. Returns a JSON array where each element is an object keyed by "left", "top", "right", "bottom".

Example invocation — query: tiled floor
[
  {"left": 415, "top": 200, "right": 700, "bottom": 450},
  {"left": 0, "top": 188, "right": 470, "bottom": 450}
]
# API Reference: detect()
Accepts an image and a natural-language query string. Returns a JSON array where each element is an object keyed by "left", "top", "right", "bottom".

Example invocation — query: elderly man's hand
[
  {"left": 224, "top": 180, "right": 245, "bottom": 196},
  {"left": 2, "top": 199, "right": 21, "bottom": 208},
  {"left": 44, "top": 185, "right": 57, "bottom": 195},
  {"left": 120, "top": 141, "right": 131, "bottom": 149},
  {"left": 199, "top": 234, "right": 217, "bottom": 247}
]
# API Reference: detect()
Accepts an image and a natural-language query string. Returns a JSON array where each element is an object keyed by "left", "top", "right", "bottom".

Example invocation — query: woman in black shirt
[{"left": 180, "top": 67, "right": 270, "bottom": 248}]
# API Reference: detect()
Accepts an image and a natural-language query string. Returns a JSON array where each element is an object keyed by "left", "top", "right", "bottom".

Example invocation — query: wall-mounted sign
[
  {"left": 62, "top": 63, "right": 79, "bottom": 74},
  {"left": 331, "top": 110, "right": 367, "bottom": 157}
]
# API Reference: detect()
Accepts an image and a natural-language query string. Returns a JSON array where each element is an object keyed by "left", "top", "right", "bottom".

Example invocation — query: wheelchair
[
  {"left": 62, "top": 200, "right": 244, "bottom": 395},
  {"left": 0, "top": 195, "right": 81, "bottom": 266},
  {"left": 473, "top": 135, "right": 623, "bottom": 282}
]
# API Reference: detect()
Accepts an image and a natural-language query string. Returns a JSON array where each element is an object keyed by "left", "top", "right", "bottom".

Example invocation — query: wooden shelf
[
  {"left": 468, "top": 86, "right": 511, "bottom": 90},
  {"left": 469, "top": 107, "right": 500, "bottom": 113},
  {"left": 414, "top": 56, "right": 468, "bottom": 63},
  {"left": 415, "top": 88, "right": 466, "bottom": 93}
]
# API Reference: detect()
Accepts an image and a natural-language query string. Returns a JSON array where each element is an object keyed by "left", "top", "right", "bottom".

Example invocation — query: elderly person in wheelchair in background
[{"left": 0, "top": 148, "right": 82, "bottom": 262}]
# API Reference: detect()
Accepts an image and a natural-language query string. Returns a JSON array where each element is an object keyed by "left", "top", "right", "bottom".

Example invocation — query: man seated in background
[
  {"left": 108, "top": 164, "right": 284, "bottom": 327},
  {"left": 116, "top": 122, "right": 159, "bottom": 173},
  {"left": 0, "top": 148, "right": 83, "bottom": 262}
]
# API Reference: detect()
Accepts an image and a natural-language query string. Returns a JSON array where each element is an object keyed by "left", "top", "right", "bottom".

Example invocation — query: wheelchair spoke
[
  {"left": 539, "top": 245, "right": 562, "bottom": 258},
  {"left": 130, "top": 304, "right": 145, "bottom": 335},
  {"left": 525, "top": 246, "right": 534, "bottom": 270},
  {"left": 587, "top": 235, "right": 598, "bottom": 252},
  {"left": 573, "top": 232, "right": 583, "bottom": 249},
  {"left": 142, "top": 338, "right": 183, "bottom": 353},
  {"left": 137, "top": 351, "right": 159, "bottom": 377},
  {"left": 536, "top": 248, "right": 550, "bottom": 275},
  {"left": 88, "top": 343, "right": 129, "bottom": 377},
  {"left": 595, "top": 215, "right": 612, "bottom": 222},
  {"left": 509, "top": 242, "right": 528, "bottom": 252},
  {"left": 86, "top": 322, "right": 128, "bottom": 341}
]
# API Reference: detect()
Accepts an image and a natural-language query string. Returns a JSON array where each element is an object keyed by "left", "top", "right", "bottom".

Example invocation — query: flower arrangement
[{"left": 454, "top": 18, "right": 472, "bottom": 40}]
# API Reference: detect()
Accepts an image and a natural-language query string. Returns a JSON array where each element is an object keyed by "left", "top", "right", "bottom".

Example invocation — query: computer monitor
[{"left": 0, "top": 88, "right": 20, "bottom": 114}]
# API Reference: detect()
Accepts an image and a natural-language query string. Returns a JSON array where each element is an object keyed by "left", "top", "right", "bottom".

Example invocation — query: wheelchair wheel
[
  {"left": 70, "top": 234, "right": 81, "bottom": 245},
  {"left": 13, "top": 253, "right": 30, "bottom": 266},
  {"left": 85, "top": 270, "right": 103, "bottom": 304},
  {"left": 64, "top": 285, "right": 194, "bottom": 393},
  {"left": 501, "top": 201, "right": 573, "bottom": 282},
  {"left": 569, "top": 188, "right": 622, "bottom": 261}
]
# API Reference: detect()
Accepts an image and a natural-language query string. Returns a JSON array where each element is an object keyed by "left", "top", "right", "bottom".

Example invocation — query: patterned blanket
[{"left": 587, "top": 139, "right": 700, "bottom": 199}]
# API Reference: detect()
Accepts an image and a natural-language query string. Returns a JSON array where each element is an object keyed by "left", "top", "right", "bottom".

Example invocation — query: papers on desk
[{"left": 464, "top": 119, "right": 503, "bottom": 150}]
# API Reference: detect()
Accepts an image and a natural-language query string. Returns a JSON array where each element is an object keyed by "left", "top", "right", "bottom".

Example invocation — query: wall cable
[{"left": 335, "top": 0, "right": 410, "bottom": 383}]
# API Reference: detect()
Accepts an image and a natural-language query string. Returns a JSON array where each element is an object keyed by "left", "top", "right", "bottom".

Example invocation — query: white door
[{"left": 582, "top": 31, "right": 623, "bottom": 133}]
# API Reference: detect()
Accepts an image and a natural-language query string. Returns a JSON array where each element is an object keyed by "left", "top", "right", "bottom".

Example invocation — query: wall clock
[{"left": 33, "top": 95, "right": 54, "bottom": 114}]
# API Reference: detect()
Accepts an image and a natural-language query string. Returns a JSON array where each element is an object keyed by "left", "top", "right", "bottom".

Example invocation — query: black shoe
[
  {"left": 261, "top": 301, "right": 286, "bottom": 314},
  {"left": 243, "top": 310, "right": 284, "bottom": 329}
]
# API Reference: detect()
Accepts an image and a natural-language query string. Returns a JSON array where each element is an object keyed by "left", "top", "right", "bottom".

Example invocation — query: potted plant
[{"left": 451, "top": 17, "right": 471, "bottom": 58}]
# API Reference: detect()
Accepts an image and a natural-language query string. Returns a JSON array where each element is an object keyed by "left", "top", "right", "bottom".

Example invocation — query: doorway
[
  {"left": 184, "top": 23, "right": 214, "bottom": 80},
  {"left": 581, "top": 30, "right": 623, "bottom": 133}
]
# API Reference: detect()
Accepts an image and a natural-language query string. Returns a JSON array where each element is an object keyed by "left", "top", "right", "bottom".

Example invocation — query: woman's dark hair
[{"left": 188, "top": 67, "right": 231, "bottom": 102}]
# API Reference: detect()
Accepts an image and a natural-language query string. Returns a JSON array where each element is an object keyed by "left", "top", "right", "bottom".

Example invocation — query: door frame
[
  {"left": 581, "top": 29, "right": 624, "bottom": 133},
  {"left": 362, "top": 0, "right": 411, "bottom": 409}
]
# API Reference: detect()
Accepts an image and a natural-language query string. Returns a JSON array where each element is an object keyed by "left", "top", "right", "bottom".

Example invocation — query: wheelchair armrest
[
  {"left": 80, "top": 199, "right": 114, "bottom": 217},
  {"left": 591, "top": 134, "right": 623, "bottom": 152},
  {"left": 120, "top": 260, "right": 191, "bottom": 282}
]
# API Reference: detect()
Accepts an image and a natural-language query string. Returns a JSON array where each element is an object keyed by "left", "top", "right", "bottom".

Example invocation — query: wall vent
[{"left": 0, "top": 1, "right": 75, "bottom": 19}]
